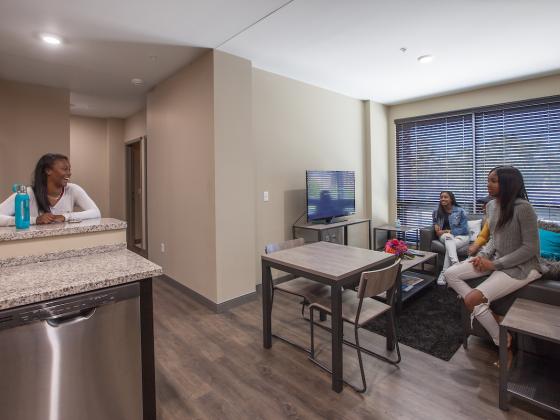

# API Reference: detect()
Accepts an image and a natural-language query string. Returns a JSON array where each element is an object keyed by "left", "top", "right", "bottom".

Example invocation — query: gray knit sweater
[{"left": 480, "top": 198, "right": 541, "bottom": 279}]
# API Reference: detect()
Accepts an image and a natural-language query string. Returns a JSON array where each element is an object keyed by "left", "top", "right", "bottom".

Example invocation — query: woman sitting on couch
[
  {"left": 445, "top": 166, "right": 542, "bottom": 364},
  {"left": 433, "top": 191, "right": 469, "bottom": 285}
]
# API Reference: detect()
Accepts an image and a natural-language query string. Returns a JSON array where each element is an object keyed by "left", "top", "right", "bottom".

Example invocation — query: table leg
[
  {"left": 499, "top": 326, "right": 509, "bottom": 410},
  {"left": 292, "top": 225, "right": 296, "bottom": 240},
  {"left": 368, "top": 220, "right": 372, "bottom": 250},
  {"left": 262, "top": 263, "right": 273, "bottom": 349},
  {"left": 396, "top": 271, "right": 403, "bottom": 314},
  {"left": 331, "top": 285, "right": 343, "bottom": 392},
  {"left": 373, "top": 228, "right": 377, "bottom": 251},
  {"left": 343, "top": 226, "right": 348, "bottom": 246}
]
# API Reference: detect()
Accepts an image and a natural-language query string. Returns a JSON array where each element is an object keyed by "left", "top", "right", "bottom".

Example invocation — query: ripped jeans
[
  {"left": 439, "top": 233, "right": 469, "bottom": 272},
  {"left": 445, "top": 260, "right": 541, "bottom": 346}
]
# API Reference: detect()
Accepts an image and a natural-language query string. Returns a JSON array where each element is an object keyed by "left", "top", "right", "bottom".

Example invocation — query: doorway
[{"left": 126, "top": 136, "right": 147, "bottom": 257}]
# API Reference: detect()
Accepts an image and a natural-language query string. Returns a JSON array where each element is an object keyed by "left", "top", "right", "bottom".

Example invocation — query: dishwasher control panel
[{"left": 0, "top": 282, "right": 140, "bottom": 330}]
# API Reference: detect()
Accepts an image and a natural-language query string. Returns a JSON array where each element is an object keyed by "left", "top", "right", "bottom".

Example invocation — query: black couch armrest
[{"left": 419, "top": 226, "right": 435, "bottom": 252}]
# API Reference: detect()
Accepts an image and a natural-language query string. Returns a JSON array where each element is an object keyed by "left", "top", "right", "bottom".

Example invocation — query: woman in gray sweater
[{"left": 444, "top": 166, "right": 542, "bottom": 357}]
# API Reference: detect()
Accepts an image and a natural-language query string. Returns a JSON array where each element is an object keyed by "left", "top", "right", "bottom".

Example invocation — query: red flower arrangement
[{"left": 384, "top": 238, "right": 409, "bottom": 257}]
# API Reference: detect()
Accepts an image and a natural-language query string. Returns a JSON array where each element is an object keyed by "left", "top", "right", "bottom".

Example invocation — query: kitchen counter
[
  {"left": 0, "top": 248, "right": 162, "bottom": 310},
  {"left": 0, "top": 217, "right": 126, "bottom": 241}
]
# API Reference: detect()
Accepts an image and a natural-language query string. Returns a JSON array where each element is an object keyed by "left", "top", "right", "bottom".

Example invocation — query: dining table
[{"left": 261, "top": 241, "right": 395, "bottom": 392}]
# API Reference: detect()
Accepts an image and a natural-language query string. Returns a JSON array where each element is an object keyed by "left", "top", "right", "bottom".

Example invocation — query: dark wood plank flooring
[{"left": 153, "top": 278, "right": 555, "bottom": 419}]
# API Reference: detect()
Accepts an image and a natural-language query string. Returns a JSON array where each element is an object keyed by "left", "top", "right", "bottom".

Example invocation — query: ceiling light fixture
[
  {"left": 40, "top": 34, "right": 62, "bottom": 45},
  {"left": 131, "top": 78, "right": 144, "bottom": 87},
  {"left": 417, "top": 54, "right": 434, "bottom": 64}
]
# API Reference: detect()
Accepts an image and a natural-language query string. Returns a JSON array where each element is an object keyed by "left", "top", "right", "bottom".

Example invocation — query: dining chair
[
  {"left": 264, "top": 238, "right": 330, "bottom": 353},
  {"left": 307, "top": 259, "right": 402, "bottom": 392}
]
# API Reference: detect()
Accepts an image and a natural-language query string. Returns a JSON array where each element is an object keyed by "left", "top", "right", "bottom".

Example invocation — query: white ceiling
[
  {"left": 220, "top": 0, "right": 560, "bottom": 104},
  {"left": 0, "top": 0, "right": 288, "bottom": 117},
  {"left": 1, "top": 0, "right": 559, "bottom": 117}
]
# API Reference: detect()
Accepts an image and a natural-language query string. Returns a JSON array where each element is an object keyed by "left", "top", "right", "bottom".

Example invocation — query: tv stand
[
  {"left": 293, "top": 218, "right": 372, "bottom": 249},
  {"left": 312, "top": 217, "right": 348, "bottom": 225}
]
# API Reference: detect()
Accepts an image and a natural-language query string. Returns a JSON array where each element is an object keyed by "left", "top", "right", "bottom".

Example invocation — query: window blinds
[
  {"left": 475, "top": 101, "right": 560, "bottom": 220},
  {"left": 396, "top": 97, "right": 560, "bottom": 242},
  {"left": 396, "top": 115, "right": 474, "bottom": 238}
]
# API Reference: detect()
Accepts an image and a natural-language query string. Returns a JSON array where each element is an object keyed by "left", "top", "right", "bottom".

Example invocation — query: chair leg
[
  {"left": 354, "top": 326, "right": 367, "bottom": 393},
  {"left": 389, "top": 311, "right": 402, "bottom": 364}
]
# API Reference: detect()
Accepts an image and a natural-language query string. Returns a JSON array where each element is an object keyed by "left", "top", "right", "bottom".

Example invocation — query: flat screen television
[{"left": 306, "top": 170, "right": 355, "bottom": 223}]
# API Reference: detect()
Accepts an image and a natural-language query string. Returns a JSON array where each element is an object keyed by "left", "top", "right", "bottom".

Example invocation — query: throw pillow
[
  {"left": 539, "top": 228, "right": 560, "bottom": 261},
  {"left": 468, "top": 219, "right": 482, "bottom": 242}
]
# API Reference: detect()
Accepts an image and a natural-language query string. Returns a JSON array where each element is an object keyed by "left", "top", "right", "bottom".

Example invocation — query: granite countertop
[
  {"left": 0, "top": 249, "right": 162, "bottom": 311},
  {"left": 0, "top": 218, "right": 127, "bottom": 242}
]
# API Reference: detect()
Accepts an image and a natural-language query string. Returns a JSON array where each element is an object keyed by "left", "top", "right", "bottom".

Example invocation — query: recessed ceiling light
[
  {"left": 131, "top": 78, "right": 144, "bottom": 87},
  {"left": 417, "top": 55, "right": 434, "bottom": 64},
  {"left": 40, "top": 34, "right": 62, "bottom": 45}
]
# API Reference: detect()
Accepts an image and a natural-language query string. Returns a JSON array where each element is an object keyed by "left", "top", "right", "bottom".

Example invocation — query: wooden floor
[{"left": 153, "top": 278, "right": 555, "bottom": 420}]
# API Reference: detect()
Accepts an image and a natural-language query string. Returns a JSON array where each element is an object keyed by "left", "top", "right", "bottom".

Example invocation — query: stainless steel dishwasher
[{"left": 0, "top": 282, "right": 143, "bottom": 420}]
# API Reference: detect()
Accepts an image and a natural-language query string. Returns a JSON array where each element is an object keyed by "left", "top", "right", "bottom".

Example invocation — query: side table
[
  {"left": 499, "top": 298, "right": 560, "bottom": 415},
  {"left": 293, "top": 218, "right": 372, "bottom": 249},
  {"left": 373, "top": 224, "right": 419, "bottom": 250}
]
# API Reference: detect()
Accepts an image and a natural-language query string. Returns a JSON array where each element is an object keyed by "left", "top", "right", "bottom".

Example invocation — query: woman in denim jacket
[{"left": 432, "top": 191, "right": 469, "bottom": 285}]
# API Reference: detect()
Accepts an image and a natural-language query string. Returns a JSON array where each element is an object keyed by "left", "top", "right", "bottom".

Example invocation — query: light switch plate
[{"left": 263, "top": 191, "right": 269, "bottom": 202}]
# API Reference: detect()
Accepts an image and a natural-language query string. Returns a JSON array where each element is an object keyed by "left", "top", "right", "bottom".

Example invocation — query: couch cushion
[
  {"left": 541, "top": 258, "right": 560, "bottom": 281},
  {"left": 539, "top": 228, "right": 560, "bottom": 261},
  {"left": 539, "top": 219, "right": 560, "bottom": 233},
  {"left": 468, "top": 219, "right": 482, "bottom": 242}
]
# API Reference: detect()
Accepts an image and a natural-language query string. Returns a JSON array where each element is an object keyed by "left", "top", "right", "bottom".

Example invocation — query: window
[
  {"left": 475, "top": 101, "right": 560, "bottom": 220},
  {"left": 396, "top": 97, "right": 560, "bottom": 240}
]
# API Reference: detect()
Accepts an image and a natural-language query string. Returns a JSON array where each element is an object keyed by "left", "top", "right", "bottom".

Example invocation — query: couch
[{"left": 420, "top": 218, "right": 560, "bottom": 357}]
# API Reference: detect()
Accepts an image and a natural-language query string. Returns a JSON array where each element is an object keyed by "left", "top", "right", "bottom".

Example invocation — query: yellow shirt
[{"left": 474, "top": 221, "right": 490, "bottom": 247}]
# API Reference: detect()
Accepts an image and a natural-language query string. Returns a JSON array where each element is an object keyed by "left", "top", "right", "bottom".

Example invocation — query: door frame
[{"left": 125, "top": 136, "right": 148, "bottom": 257}]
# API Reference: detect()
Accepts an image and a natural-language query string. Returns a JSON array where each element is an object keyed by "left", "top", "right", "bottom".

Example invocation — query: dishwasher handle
[{"left": 46, "top": 307, "right": 97, "bottom": 327}]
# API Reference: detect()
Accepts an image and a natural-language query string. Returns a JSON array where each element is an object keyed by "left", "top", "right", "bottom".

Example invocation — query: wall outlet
[
  {"left": 263, "top": 191, "right": 269, "bottom": 202},
  {"left": 160, "top": 243, "right": 165, "bottom": 253}
]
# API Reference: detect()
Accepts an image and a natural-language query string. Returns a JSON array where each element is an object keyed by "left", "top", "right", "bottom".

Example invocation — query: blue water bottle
[{"left": 12, "top": 184, "right": 30, "bottom": 229}]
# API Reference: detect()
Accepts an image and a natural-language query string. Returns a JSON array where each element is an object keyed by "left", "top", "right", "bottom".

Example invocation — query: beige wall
[
  {"left": 367, "top": 101, "right": 390, "bottom": 227},
  {"left": 253, "top": 68, "right": 367, "bottom": 284},
  {"left": 213, "top": 51, "right": 255, "bottom": 303},
  {"left": 386, "top": 73, "right": 560, "bottom": 221},
  {"left": 147, "top": 51, "right": 217, "bottom": 301},
  {"left": 70, "top": 116, "right": 110, "bottom": 216},
  {"left": 0, "top": 79, "right": 69, "bottom": 199},
  {"left": 107, "top": 118, "right": 125, "bottom": 220},
  {"left": 70, "top": 116, "right": 125, "bottom": 220},
  {"left": 124, "top": 108, "right": 146, "bottom": 142}
]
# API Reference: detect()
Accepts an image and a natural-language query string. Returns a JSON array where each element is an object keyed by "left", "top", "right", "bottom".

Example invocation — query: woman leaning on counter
[{"left": 0, "top": 153, "right": 100, "bottom": 226}]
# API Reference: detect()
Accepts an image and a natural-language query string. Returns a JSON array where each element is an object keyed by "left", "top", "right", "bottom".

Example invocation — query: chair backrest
[
  {"left": 357, "top": 260, "right": 401, "bottom": 300},
  {"left": 264, "top": 238, "right": 305, "bottom": 255}
]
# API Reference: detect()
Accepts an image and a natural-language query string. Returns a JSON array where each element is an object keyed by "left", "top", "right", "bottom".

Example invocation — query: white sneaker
[{"left": 437, "top": 272, "right": 447, "bottom": 286}]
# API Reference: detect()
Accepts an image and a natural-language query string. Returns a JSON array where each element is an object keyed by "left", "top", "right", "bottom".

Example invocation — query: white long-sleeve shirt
[{"left": 0, "top": 183, "right": 101, "bottom": 227}]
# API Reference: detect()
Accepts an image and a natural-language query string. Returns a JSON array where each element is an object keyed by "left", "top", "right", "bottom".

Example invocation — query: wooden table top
[
  {"left": 400, "top": 251, "right": 438, "bottom": 272},
  {"left": 502, "top": 298, "right": 560, "bottom": 343},
  {"left": 261, "top": 241, "right": 394, "bottom": 282}
]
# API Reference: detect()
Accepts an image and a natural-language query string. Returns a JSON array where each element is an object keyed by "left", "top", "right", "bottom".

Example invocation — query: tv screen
[{"left": 306, "top": 170, "right": 355, "bottom": 222}]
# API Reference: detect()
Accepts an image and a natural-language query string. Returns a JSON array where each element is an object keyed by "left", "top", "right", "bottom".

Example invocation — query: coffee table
[
  {"left": 499, "top": 298, "right": 560, "bottom": 415},
  {"left": 373, "top": 224, "right": 419, "bottom": 250},
  {"left": 396, "top": 251, "right": 438, "bottom": 312}
]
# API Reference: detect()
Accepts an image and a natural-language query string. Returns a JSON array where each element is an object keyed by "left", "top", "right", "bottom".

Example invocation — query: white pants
[
  {"left": 445, "top": 261, "right": 541, "bottom": 345},
  {"left": 439, "top": 233, "right": 469, "bottom": 272}
]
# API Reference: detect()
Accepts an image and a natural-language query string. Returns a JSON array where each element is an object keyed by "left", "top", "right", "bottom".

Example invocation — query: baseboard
[{"left": 157, "top": 274, "right": 257, "bottom": 313}]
